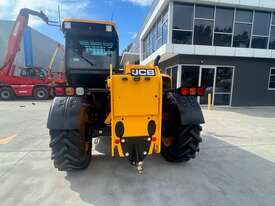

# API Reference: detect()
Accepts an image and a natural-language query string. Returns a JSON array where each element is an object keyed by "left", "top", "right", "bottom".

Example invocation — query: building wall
[
  {"left": 160, "top": 54, "right": 275, "bottom": 106},
  {"left": 0, "top": 20, "right": 63, "bottom": 74},
  {"left": 31, "top": 28, "right": 63, "bottom": 72}
]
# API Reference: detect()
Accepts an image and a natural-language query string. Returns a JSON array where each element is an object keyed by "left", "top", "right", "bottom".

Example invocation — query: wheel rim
[
  {"left": 161, "top": 112, "right": 174, "bottom": 147},
  {"left": 162, "top": 136, "right": 173, "bottom": 147},
  {"left": 37, "top": 90, "right": 46, "bottom": 98},
  {"left": 1, "top": 91, "right": 10, "bottom": 99}
]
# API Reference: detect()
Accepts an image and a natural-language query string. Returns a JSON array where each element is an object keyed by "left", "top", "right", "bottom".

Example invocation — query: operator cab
[
  {"left": 19, "top": 67, "right": 48, "bottom": 80},
  {"left": 62, "top": 19, "right": 119, "bottom": 88}
]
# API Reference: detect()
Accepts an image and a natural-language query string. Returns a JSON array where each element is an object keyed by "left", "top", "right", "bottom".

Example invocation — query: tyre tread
[
  {"left": 49, "top": 130, "right": 91, "bottom": 171},
  {"left": 162, "top": 125, "right": 202, "bottom": 162}
]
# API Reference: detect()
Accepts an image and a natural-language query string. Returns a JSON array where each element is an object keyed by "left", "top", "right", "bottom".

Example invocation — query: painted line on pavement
[{"left": 0, "top": 134, "right": 17, "bottom": 145}]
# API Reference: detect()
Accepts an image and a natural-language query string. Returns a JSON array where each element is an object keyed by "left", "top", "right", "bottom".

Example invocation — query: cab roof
[{"left": 63, "top": 18, "right": 116, "bottom": 28}]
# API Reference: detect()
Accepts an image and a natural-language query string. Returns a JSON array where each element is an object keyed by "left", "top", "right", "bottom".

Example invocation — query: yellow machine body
[{"left": 107, "top": 64, "right": 163, "bottom": 157}]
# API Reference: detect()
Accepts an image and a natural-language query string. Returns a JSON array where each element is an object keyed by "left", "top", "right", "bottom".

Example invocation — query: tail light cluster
[
  {"left": 178, "top": 87, "right": 205, "bottom": 96},
  {"left": 54, "top": 86, "right": 205, "bottom": 97},
  {"left": 54, "top": 87, "right": 85, "bottom": 96}
]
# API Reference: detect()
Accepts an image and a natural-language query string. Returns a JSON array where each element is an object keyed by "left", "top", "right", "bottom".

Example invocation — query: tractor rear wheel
[
  {"left": 49, "top": 130, "right": 91, "bottom": 171},
  {"left": 33, "top": 87, "right": 49, "bottom": 100},
  {"left": 161, "top": 125, "right": 202, "bottom": 162},
  {"left": 0, "top": 87, "right": 15, "bottom": 100}
]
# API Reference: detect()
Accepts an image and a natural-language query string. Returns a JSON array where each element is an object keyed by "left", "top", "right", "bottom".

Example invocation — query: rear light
[
  {"left": 65, "top": 87, "right": 75, "bottom": 96},
  {"left": 54, "top": 87, "right": 86, "bottom": 96},
  {"left": 55, "top": 87, "right": 65, "bottom": 96},
  {"left": 178, "top": 87, "right": 205, "bottom": 96},
  {"left": 189, "top": 88, "right": 197, "bottom": 96},
  {"left": 197, "top": 87, "right": 206, "bottom": 96},
  {"left": 76, "top": 87, "right": 85, "bottom": 96},
  {"left": 114, "top": 139, "right": 120, "bottom": 144},
  {"left": 180, "top": 88, "right": 189, "bottom": 95}
]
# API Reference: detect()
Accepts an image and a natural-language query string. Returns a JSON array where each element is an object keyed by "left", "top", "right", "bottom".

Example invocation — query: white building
[{"left": 122, "top": 0, "right": 275, "bottom": 106}]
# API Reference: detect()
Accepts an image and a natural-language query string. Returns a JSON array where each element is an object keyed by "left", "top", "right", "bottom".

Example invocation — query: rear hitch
[
  {"left": 120, "top": 137, "right": 151, "bottom": 174},
  {"left": 137, "top": 161, "right": 144, "bottom": 174}
]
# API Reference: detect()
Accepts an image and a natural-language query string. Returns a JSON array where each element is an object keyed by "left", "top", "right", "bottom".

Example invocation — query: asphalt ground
[{"left": 0, "top": 101, "right": 275, "bottom": 206}]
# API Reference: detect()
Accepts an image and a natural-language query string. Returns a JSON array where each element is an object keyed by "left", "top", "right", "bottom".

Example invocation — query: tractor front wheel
[{"left": 49, "top": 130, "right": 91, "bottom": 171}]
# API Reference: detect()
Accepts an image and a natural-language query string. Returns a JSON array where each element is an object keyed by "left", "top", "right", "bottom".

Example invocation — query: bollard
[{"left": 208, "top": 93, "right": 212, "bottom": 111}]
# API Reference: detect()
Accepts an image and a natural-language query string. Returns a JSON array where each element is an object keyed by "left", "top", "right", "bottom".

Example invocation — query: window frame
[
  {"left": 194, "top": 18, "right": 214, "bottom": 46},
  {"left": 268, "top": 13, "right": 275, "bottom": 49},
  {"left": 268, "top": 67, "right": 275, "bottom": 90},
  {"left": 173, "top": 2, "right": 194, "bottom": 31},
  {"left": 250, "top": 11, "right": 272, "bottom": 49},
  {"left": 235, "top": 9, "right": 253, "bottom": 23},
  {"left": 233, "top": 22, "right": 252, "bottom": 48},
  {"left": 172, "top": 3, "right": 195, "bottom": 44}
]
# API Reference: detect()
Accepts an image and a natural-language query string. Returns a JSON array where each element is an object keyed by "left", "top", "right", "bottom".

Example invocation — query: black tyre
[
  {"left": 33, "top": 87, "right": 49, "bottom": 100},
  {"left": 49, "top": 130, "right": 91, "bottom": 171},
  {"left": 161, "top": 93, "right": 202, "bottom": 162},
  {"left": 161, "top": 125, "right": 202, "bottom": 162},
  {"left": 0, "top": 87, "right": 15, "bottom": 100}
]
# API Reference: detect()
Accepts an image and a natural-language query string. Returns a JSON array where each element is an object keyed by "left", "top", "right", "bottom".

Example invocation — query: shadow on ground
[{"left": 64, "top": 135, "right": 275, "bottom": 206}]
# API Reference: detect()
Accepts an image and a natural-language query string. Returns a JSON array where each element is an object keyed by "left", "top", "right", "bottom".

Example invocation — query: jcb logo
[{"left": 131, "top": 69, "right": 155, "bottom": 76}]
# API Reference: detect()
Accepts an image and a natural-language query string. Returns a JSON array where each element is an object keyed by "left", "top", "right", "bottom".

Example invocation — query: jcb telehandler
[{"left": 47, "top": 19, "right": 205, "bottom": 173}]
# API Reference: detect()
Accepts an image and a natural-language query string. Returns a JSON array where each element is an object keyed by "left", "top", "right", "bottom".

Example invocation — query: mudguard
[
  {"left": 47, "top": 97, "right": 82, "bottom": 130},
  {"left": 172, "top": 93, "right": 205, "bottom": 125}
]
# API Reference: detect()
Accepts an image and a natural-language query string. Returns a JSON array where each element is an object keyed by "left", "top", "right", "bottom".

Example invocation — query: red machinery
[
  {"left": 47, "top": 43, "right": 66, "bottom": 84},
  {"left": 0, "top": 8, "right": 65, "bottom": 100}
]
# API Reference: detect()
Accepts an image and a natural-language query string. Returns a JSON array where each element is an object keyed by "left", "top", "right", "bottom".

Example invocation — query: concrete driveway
[{"left": 0, "top": 101, "right": 275, "bottom": 206}]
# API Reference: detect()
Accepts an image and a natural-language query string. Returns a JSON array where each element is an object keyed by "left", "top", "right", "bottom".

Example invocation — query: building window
[
  {"left": 214, "top": 34, "right": 232, "bottom": 47},
  {"left": 156, "top": 17, "right": 162, "bottom": 48},
  {"left": 166, "top": 67, "right": 178, "bottom": 89},
  {"left": 215, "top": 7, "right": 234, "bottom": 33},
  {"left": 194, "top": 19, "right": 214, "bottom": 45},
  {"left": 251, "top": 11, "right": 271, "bottom": 49},
  {"left": 173, "top": 30, "right": 192, "bottom": 44},
  {"left": 214, "top": 7, "right": 234, "bottom": 47},
  {"left": 233, "top": 23, "right": 252, "bottom": 48},
  {"left": 235, "top": 9, "right": 253, "bottom": 22},
  {"left": 195, "top": 5, "right": 214, "bottom": 19},
  {"left": 269, "top": 13, "right": 275, "bottom": 49},
  {"left": 215, "top": 67, "right": 233, "bottom": 93},
  {"left": 253, "top": 11, "right": 271, "bottom": 36},
  {"left": 194, "top": 5, "right": 214, "bottom": 46},
  {"left": 142, "top": 7, "right": 168, "bottom": 59},
  {"left": 233, "top": 9, "right": 253, "bottom": 48},
  {"left": 170, "top": 2, "right": 275, "bottom": 51},
  {"left": 181, "top": 66, "right": 199, "bottom": 87},
  {"left": 172, "top": 3, "right": 194, "bottom": 44},
  {"left": 252, "top": 37, "right": 268, "bottom": 49},
  {"left": 162, "top": 9, "right": 168, "bottom": 44},
  {"left": 173, "top": 3, "right": 194, "bottom": 30},
  {"left": 269, "top": 68, "right": 275, "bottom": 89}
]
